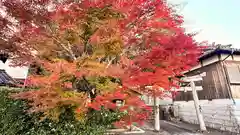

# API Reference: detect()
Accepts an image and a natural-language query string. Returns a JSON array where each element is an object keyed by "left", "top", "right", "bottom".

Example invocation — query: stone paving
[
  {"left": 160, "top": 120, "right": 235, "bottom": 135},
  {"left": 126, "top": 120, "right": 238, "bottom": 135}
]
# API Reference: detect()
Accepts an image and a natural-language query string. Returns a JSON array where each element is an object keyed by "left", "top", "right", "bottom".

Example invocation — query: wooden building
[{"left": 174, "top": 45, "right": 240, "bottom": 101}]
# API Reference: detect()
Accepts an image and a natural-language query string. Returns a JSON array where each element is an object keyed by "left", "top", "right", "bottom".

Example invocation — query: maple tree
[{"left": 0, "top": 0, "right": 201, "bottom": 126}]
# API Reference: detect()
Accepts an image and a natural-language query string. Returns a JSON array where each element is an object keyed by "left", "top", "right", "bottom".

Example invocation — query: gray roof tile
[{"left": 0, "top": 69, "right": 17, "bottom": 86}]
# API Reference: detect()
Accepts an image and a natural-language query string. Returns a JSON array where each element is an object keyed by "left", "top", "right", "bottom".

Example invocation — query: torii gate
[{"left": 154, "top": 72, "right": 207, "bottom": 132}]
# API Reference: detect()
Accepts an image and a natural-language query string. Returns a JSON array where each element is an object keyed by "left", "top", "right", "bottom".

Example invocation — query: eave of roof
[{"left": 199, "top": 48, "right": 240, "bottom": 61}]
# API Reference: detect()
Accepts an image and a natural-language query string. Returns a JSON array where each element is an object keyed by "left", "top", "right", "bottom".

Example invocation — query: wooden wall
[
  {"left": 174, "top": 61, "right": 230, "bottom": 101},
  {"left": 224, "top": 61, "right": 240, "bottom": 99}
]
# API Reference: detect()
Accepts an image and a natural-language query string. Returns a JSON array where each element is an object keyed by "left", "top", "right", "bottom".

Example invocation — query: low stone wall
[{"left": 173, "top": 99, "right": 240, "bottom": 133}]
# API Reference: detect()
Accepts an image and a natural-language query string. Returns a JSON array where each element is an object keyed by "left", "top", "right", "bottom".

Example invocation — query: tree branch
[
  {"left": 106, "top": 56, "right": 116, "bottom": 68},
  {"left": 52, "top": 37, "right": 77, "bottom": 60}
]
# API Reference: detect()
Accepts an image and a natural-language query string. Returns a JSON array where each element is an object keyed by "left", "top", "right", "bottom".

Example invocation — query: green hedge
[{"left": 0, "top": 87, "right": 123, "bottom": 135}]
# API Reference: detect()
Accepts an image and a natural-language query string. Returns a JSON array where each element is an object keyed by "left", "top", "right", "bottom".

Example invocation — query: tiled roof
[
  {"left": 199, "top": 45, "right": 240, "bottom": 60},
  {"left": 0, "top": 69, "right": 17, "bottom": 86}
]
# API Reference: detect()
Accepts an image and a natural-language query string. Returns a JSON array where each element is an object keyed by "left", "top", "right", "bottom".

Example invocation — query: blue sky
[{"left": 169, "top": 0, "right": 240, "bottom": 48}]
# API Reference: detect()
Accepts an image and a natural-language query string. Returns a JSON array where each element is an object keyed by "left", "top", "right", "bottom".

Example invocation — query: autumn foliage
[{"left": 0, "top": 0, "right": 201, "bottom": 126}]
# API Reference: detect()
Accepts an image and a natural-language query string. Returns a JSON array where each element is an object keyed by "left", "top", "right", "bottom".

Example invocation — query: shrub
[{"left": 0, "top": 87, "right": 124, "bottom": 135}]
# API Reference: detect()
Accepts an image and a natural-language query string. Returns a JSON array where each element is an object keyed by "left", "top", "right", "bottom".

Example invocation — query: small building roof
[
  {"left": 199, "top": 44, "right": 240, "bottom": 61},
  {"left": 0, "top": 69, "right": 17, "bottom": 86}
]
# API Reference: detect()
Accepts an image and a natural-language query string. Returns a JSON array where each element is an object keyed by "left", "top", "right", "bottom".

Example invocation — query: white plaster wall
[
  {"left": 221, "top": 54, "right": 234, "bottom": 61},
  {"left": 0, "top": 60, "right": 28, "bottom": 79},
  {"left": 233, "top": 55, "right": 240, "bottom": 61},
  {"left": 183, "top": 54, "right": 219, "bottom": 73},
  {"left": 230, "top": 85, "right": 240, "bottom": 99},
  {"left": 142, "top": 92, "right": 173, "bottom": 106},
  {"left": 174, "top": 99, "right": 240, "bottom": 133},
  {"left": 202, "top": 55, "right": 219, "bottom": 66}
]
